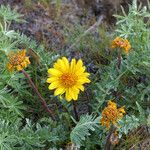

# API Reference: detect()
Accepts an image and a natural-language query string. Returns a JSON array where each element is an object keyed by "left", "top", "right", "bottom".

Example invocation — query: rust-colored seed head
[
  {"left": 7, "top": 49, "right": 30, "bottom": 71},
  {"left": 111, "top": 37, "right": 131, "bottom": 54},
  {"left": 100, "top": 100, "right": 125, "bottom": 129}
]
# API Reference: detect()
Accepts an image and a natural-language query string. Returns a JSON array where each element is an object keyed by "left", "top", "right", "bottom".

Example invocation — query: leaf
[
  {"left": 136, "top": 101, "right": 147, "bottom": 124},
  {"left": 0, "top": 5, "right": 24, "bottom": 22},
  {"left": 118, "top": 115, "right": 140, "bottom": 137},
  {"left": 70, "top": 114, "right": 99, "bottom": 146},
  {"left": 147, "top": 114, "right": 150, "bottom": 126}
]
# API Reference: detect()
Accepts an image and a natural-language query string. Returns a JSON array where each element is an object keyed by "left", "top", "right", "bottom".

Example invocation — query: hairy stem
[
  {"left": 117, "top": 53, "right": 122, "bottom": 69},
  {"left": 73, "top": 101, "right": 79, "bottom": 121},
  {"left": 22, "top": 69, "right": 55, "bottom": 120}
]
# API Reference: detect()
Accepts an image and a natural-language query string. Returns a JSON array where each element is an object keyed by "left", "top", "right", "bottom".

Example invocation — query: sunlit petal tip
[
  {"left": 48, "top": 68, "right": 62, "bottom": 76},
  {"left": 54, "top": 87, "right": 65, "bottom": 96},
  {"left": 73, "top": 94, "right": 78, "bottom": 101},
  {"left": 71, "top": 58, "right": 76, "bottom": 64},
  {"left": 86, "top": 79, "right": 91, "bottom": 83},
  {"left": 77, "top": 59, "right": 83, "bottom": 65},
  {"left": 79, "top": 85, "right": 84, "bottom": 91},
  {"left": 66, "top": 96, "right": 72, "bottom": 102},
  {"left": 66, "top": 99, "right": 72, "bottom": 102},
  {"left": 48, "top": 82, "right": 59, "bottom": 90},
  {"left": 62, "top": 57, "right": 68, "bottom": 61},
  {"left": 46, "top": 79, "right": 49, "bottom": 83},
  {"left": 46, "top": 78, "right": 52, "bottom": 83},
  {"left": 48, "top": 84, "right": 55, "bottom": 90},
  {"left": 62, "top": 57, "right": 69, "bottom": 68},
  {"left": 65, "top": 90, "right": 72, "bottom": 101},
  {"left": 83, "top": 72, "right": 90, "bottom": 77},
  {"left": 62, "top": 57, "right": 68, "bottom": 64}
]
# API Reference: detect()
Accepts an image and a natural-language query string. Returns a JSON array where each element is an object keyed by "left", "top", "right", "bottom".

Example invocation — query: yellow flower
[
  {"left": 7, "top": 49, "right": 30, "bottom": 71},
  {"left": 111, "top": 37, "right": 131, "bottom": 54},
  {"left": 100, "top": 100, "right": 125, "bottom": 129},
  {"left": 47, "top": 57, "right": 90, "bottom": 101}
]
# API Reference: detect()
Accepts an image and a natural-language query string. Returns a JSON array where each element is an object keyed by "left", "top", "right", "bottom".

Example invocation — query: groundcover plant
[{"left": 0, "top": 0, "right": 150, "bottom": 149}]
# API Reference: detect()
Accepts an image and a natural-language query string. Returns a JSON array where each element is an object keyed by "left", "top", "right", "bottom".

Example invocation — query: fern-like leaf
[
  {"left": 70, "top": 114, "right": 99, "bottom": 146},
  {"left": 118, "top": 115, "right": 140, "bottom": 136},
  {"left": 136, "top": 101, "right": 147, "bottom": 124}
]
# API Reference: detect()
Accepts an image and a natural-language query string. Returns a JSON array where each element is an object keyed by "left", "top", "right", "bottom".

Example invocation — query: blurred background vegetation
[{"left": 0, "top": 0, "right": 150, "bottom": 149}]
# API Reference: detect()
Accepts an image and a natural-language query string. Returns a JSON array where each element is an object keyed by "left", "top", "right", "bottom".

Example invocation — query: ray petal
[
  {"left": 48, "top": 81, "right": 60, "bottom": 90},
  {"left": 65, "top": 89, "right": 72, "bottom": 101},
  {"left": 48, "top": 68, "right": 62, "bottom": 76},
  {"left": 46, "top": 77, "right": 59, "bottom": 83},
  {"left": 54, "top": 87, "right": 65, "bottom": 96}
]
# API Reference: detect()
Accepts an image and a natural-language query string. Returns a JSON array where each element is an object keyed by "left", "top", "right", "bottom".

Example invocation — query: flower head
[
  {"left": 47, "top": 57, "right": 90, "bottom": 101},
  {"left": 100, "top": 100, "right": 125, "bottom": 129},
  {"left": 110, "top": 131, "right": 119, "bottom": 145},
  {"left": 111, "top": 37, "right": 131, "bottom": 54},
  {"left": 7, "top": 49, "right": 30, "bottom": 71}
]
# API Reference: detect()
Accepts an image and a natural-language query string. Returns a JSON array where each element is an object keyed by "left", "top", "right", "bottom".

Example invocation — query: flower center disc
[{"left": 60, "top": 73, "right": 77, "bottom": 88}]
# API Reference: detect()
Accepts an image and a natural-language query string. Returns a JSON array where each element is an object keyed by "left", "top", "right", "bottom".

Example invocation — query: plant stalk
[
  {"left": 73, "top": 101, "right": 79, "bottom": 121},
  {"left": 22, "top": 69, "right": 55, "bottom": 120},
  {"left": 117, "top": 53, "right": 122, "bottom": 69}
]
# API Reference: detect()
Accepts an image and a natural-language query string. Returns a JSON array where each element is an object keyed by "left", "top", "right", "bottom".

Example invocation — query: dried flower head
[
  {"left": 110, "top": 131, "right": 119, "bottom": 145},
  {"left": 7, "top": 49, "right": 30, "bottom": 71},
  {"left": 100, "top": 100, "right": 125, "bottom": 129},
  {"left": 47, "top": 57, "right": 90, "bottom": 101},
  {"left": 111, "top": 37, "right": 131, "bottom": 54}
]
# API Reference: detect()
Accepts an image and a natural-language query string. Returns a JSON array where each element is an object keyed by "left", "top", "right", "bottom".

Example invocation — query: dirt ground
[
  {"left": 0, "top": 0, "right": 148, "bottom": 51},
  {"left": 0, "top": 0, "right": 138, "bottom": 50}
]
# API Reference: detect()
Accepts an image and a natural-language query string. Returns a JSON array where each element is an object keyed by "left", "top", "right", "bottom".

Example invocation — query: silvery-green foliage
[
  {"left": 0, "top": 5, "right": 23, "bottom": 22},
  {"left": 70, "top": 114, "right": 100, "bottom": 146},
  {"left": 118, "top": 115, "right": 140, "bottom": 137}
]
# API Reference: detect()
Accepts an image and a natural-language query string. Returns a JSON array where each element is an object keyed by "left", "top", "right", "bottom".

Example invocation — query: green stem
[{"left": 22, "top": 69, "right": 55, "bottom": 120}]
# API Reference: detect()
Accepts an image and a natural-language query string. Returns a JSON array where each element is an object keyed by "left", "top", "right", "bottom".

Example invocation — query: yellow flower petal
[
  {"left": 76, "top": 84, "right": 84, "bottom": 91},
  {"left": 70, "top": 59, "right": 76, "bottom": 72},
  {"left": 54, "top": 87, "right": 65, "bottom": 96},
  {"left": 65, "top": 89, "right": 72, "bottom": 101},
  {"left": 81, "top": 72, "right": 90, "bottom": 77},
  {"left": 75, "top": 66, "right": 86, "bottom": 75},
  {"left": 54, "top": 59, "right": 66, "bottom": 73},
  {"left": 48, "top": 68, "right": 62, "bottom": 76},
  {"left": 76, "top": 59, "right": 83, "bottom": 68},
  {"left": 48, "top": 81, "right": 60, "bottom": 90},
  {"left": 70, "top": 87, "right": 79, "bottom": 100},
  {"left": 78, "top": 78, "right": 91, "bottom": 84},
  {"left": 75, "top": 59, "right": 83, "bottom": 72},
  {"left": 46, "top": 77, "right": 58, "bottom": 83},
  {"left": 62, "top": 57, "right": 69, "bottom": 70}
]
